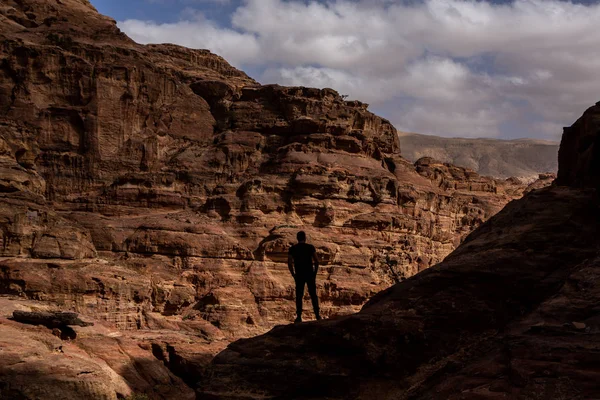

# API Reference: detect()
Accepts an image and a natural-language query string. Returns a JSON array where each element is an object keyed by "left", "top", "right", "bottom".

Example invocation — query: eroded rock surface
[
  {"left": 0, "top": 0, "right": 553, "bottom": 397},
  {"left": 0, "top": 297, "right": 204, "bottom": 400},
  {"left": 199, "top": 103, "right": 600, "bottom": 399}
]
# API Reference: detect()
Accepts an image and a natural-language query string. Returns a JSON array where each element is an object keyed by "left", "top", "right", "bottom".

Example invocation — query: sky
[{"left": 89, "top": 0, "right": 600, "bottom": 140}]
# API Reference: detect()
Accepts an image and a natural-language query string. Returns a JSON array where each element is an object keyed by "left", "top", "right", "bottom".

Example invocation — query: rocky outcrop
[
  {"left": 556, "top": 101, "right": 600, "bottom": 188},
  {"left": 199, "top": 104, "right": 600, "bottom": 399},
  {"left": 0, "top": 299, "right": 198, "bottom": 400},
  {"left": 12, "top": 310, "right": 93, "bottom": 339},
  {"left": 0, "top": 0, "right": 554, "bottom": 398}
]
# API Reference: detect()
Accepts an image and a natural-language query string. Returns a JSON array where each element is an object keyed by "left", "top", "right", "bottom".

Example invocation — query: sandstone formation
[
  {"left": 0, "top": 0, "right": 554, "bottom": 398},
  {"left": 0, "top": 298, "right": 199, "bottom": 400},
  {"left": 199, "top": 104, "right": 600, "bottom": 399},
  {"left": 399, "top": 132, "right": 558, "bottom": 181}
]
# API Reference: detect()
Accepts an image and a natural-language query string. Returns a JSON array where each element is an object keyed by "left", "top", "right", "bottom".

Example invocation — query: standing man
[{"left": 288, "top": 231, "right": 321, "bottom": 323}]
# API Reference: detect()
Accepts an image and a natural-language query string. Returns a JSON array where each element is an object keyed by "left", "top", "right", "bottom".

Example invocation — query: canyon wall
[
  {"left": 200, "top": 109, "right": 600, "bottom": 398},
  {"left": 0, "top": 0, "right": 553, "bottom": 398}
]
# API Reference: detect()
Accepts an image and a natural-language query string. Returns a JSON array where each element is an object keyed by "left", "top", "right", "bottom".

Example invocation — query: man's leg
[
  {"left": 295, "top": 277, "right": 305, "bottom": 323},
  {"left": 307, "top": 277, "right": 320, "bottom": 320}
]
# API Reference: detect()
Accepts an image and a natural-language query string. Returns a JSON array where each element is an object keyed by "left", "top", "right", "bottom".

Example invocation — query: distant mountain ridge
[{"left": 399, "top": 132, "right": 559, "bottom": 181}]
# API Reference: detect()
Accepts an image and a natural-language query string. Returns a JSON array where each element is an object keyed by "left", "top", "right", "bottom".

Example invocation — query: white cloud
[
  {"left": 119, "top": 16, "right": 259, "bottom": 67},
  {"left": 118, "top": 0, "right": 600, "bottom": 140},
  {"left": 146, "top": 0, "right": 230, "bottom": 4}
]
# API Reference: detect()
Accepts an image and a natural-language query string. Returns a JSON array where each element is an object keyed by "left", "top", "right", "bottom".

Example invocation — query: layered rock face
[
  {"left": 200, "top": 104, "right": 600, "bottom": 399},
  {"left": 0, "top": 0, "right": 553, "bottom": 398}
]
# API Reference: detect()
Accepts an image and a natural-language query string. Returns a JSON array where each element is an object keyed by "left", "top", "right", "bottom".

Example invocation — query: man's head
[{"left": 297, "top": 231, "right": 306, "bottom": 243}]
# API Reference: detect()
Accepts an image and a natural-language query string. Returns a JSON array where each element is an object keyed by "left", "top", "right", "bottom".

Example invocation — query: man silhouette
[{"left": 288, "top": 231, "right": 320, "bottom": 323}]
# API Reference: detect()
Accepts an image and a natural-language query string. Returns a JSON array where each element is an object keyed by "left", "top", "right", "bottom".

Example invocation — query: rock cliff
[
  {"left": 199, "top": 105, "right": 600, "bottom": 399},
  {"left": 556, "top": 101, "right": 600, "bottom": 188},
  {"left": 0, "top": 0, "right": 553, "bottom": 398}
]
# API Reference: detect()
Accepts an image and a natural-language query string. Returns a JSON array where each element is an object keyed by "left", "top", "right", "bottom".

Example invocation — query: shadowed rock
[
  {"left": 12, "top": 310, "right": 93, "bottom": 328},
  {"left": 12, "top": 310, "right": 93, "bottom": 340},
  {"left": 197, "top": 102, "right": 600, "bottom": 399}
]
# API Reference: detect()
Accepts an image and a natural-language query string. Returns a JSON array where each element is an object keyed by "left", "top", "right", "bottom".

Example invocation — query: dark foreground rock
[{"left": 198, "top": 104, "right": 600, "bottom": 399}]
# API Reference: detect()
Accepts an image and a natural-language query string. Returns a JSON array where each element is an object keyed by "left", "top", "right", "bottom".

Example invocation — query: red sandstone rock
[
  {"left": 0, "top": 298, "right": 198, "bottom": 400},
  {"left": 0, "top": 0, "right": 555, "bottom": 397},
  {"left": 197, "top": 104, "right": 600, "bottom": 399}
]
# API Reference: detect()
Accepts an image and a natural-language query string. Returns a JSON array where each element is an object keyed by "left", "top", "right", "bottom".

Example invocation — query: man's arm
[
  {"left": 312, "top": 248, "right": 319, "bottom": 276},
  {"left": 288, "top": 252, "right": 295, "bottom": 278}
]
